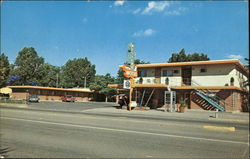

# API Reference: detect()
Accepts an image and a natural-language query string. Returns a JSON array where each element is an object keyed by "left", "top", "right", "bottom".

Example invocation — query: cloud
[
  {"left": 164, "top": 7, "right": 187, "bottom": 16},
  {"left": 114, "top": 0, "right": 125, "bottom": 6},
  {"left": 142, "top": 1, "right": 170, "bottom": 15},
  {"left": 132, "top": 29, "right": 156, "bottom": 37},
  {"left": 227, "top": 54, "right": 244, "bottom": 59},
  {"left": 132, "top": 8, "right": 141, "bottom": 14}
]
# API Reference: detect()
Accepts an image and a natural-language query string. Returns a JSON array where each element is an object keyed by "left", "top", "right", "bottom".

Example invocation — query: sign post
[{"left": 122, "top": 65, "right": 137, "bottom": 111}]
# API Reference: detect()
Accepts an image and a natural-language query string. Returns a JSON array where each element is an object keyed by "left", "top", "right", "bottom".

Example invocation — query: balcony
[{"left": 135, "top": 77, "right": 182, "bottom": 86}]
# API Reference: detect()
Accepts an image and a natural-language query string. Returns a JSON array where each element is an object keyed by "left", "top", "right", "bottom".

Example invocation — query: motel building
[
  {"left": 5, "top": 86, "right": 93, "bottom": 102},
  {"left": 110, "top": 59, "right": 249, "bottom": 112}
]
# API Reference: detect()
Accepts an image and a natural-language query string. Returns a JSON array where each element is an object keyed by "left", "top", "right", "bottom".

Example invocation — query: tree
[
  {"left": 168, "top": 48, "right": 210, "bottom": 63},
  {"left": 11, "top": 47, "right": 44, "bottom": 85},
  {"left": 101, "top": 87, "right": 117, "bottom": 102},
  {"left": 134, "top": 59, "right": 150, "bottom": 65},
  {"left": 116, "top": 59, "right": 150, "bottom": 84},
  {"left": 89, "top": 73, "right": 116, "bottom": 102},
  {"left": 39, "top": 63, "right": 61, "bottom": 87},
  {"left": 61, "top": 57, "right": 96, "bottom": 88},
  {"left": 0, "top": 53, "right": 10, "bottom": 87}
]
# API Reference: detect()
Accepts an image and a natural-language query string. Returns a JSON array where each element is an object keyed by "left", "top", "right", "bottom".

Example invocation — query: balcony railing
[{"left": 135, "top": 77, "right": 182, "bottom": 86}]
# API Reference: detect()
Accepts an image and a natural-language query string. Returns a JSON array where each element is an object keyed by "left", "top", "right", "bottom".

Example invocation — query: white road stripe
[{"left": 1, "top": 116, "right": 248, "bottom": 145}]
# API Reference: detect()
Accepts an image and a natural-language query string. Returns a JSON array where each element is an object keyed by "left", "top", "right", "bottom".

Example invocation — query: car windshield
[{"left": 30, "top": 96, "right": 37, "bottom": 98}]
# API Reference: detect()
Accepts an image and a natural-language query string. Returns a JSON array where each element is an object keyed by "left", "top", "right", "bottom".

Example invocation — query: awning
[{"left": 0, "top": 87, "right": 12, "bottom": 94}]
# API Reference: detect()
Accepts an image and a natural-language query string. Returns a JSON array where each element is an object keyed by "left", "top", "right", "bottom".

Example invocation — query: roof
[
  {"left": 7, "top": 86, "right": 93, "bottom": 93},
  {"left": 170, "top": 86, "right": 245, "bottom": 91},
  {"left": 107, "top": 83, "right": 246, "bottom": 91},
  {"left": 132, "top": 84, "right": 245, "bottom": 91},
  {"left": 108, "top": 84, "right": 123, "bottom": 88},
  {"left": 135, "top": 59, "right": 247, "bottom": 73}
]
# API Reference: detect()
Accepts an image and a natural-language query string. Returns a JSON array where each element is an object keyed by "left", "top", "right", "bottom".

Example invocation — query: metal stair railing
[
  {"left": 194, "top": 89, "right": 225, "bottom": 111},
  {"left": 191, "top": 80, "right": 228, "bottom": 111}
]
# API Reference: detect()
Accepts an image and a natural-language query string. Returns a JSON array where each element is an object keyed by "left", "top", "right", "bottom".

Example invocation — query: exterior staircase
[
  {"left": 191, "top": 80, "right": 226, "bottom": 112},
  {"left": 193, "top": 89, "right": 225, "bottom": 111}
]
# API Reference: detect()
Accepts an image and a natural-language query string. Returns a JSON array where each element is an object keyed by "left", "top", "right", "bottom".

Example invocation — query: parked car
[
  {"left": 61, "top": 95, "right": 75, "bottom": 102},
  {"left": 27, "top": 95, "right": 39, "bottom": 103}
]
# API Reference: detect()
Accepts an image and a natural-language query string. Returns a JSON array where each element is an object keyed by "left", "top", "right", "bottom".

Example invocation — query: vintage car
[
  {"left": 27, "top": 95, "right": 40, "bottom": 103},
  {"left": 61, "top": 95, "right": 76, "bottom": 102}
]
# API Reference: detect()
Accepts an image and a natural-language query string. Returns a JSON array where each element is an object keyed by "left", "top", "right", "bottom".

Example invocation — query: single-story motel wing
[{"left": 5, "top": 86, "right": 93, "bottom": 102}]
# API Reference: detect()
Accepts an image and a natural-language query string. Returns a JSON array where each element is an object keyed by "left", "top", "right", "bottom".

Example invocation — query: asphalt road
[
  {"left": 2, "top": 101, "right": 249, "bottom": 130},
  {"left": 0, "top": 105, "right": 249, "bottom": 158}
]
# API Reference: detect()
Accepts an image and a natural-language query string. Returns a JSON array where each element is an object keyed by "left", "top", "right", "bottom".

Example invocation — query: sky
[{"left": 1, "top": 1, "right": 249, "bottom": 77}]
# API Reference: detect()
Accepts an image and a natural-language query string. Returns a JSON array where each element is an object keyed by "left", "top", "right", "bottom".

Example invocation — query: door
[
  {"left": 155, "top": 67, "right": 161, "bottom": 84},
  {"left": 181, "top": 67, "right": 192, "bottom": 86}
]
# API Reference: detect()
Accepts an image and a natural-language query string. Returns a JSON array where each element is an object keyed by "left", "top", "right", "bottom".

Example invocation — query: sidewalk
[{"left": 83, "top": 107, "right": 249, "bottom": 123}]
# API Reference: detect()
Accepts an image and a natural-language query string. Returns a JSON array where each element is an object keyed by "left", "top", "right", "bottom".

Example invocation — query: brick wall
[
  {"left": 189, "top": 89, "right": 247, "bottom": 112},
  {"left": 10, "top": 88, "right": 91, "bottom": 102},
  {"left": 11, "top": 92, "right": 29, "bottom": 100}
]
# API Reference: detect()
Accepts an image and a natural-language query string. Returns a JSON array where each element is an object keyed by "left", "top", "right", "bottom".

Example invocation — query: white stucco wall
[
  {"left": 191, "top": 64, "right": 235, "bottom": 86},
  {"left": 135, "top": 63, "right": 248, "bottom": 89},
  {"left": 192, "top": 64, "right": 248, "bottom": 88},
  {"left": 161, "top": 77, "right": 182, "bottom": 86},
  {"left": 234, "top": 67, "right": 249, "bottom": 90}
]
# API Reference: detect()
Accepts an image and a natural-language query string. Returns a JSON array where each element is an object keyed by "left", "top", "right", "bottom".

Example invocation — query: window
[
  {"left": 230, "top": 77, "right": 234, "bottom": 86},
  {"left": 200, "top": 68, "right": 207, "bottom": 73},
  {"left": 163, "top": 70, "right": 167, "bottom": 76},
  {"left": 163, "top": 70, "right": 173, "bottom": 76},
  {"left": 138, "top": 70, "right": 147, "bottom": 77},
  {"left": 138, "top": 70, "right": 142, "bottom": 77},
  {"left": 173, "top": 70, "right": 179, "bottom": 74}
]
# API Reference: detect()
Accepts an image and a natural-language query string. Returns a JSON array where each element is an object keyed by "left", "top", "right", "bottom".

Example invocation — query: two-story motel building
[{"left": 114, "top": 59, "right": 249, "bottom": 112}]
